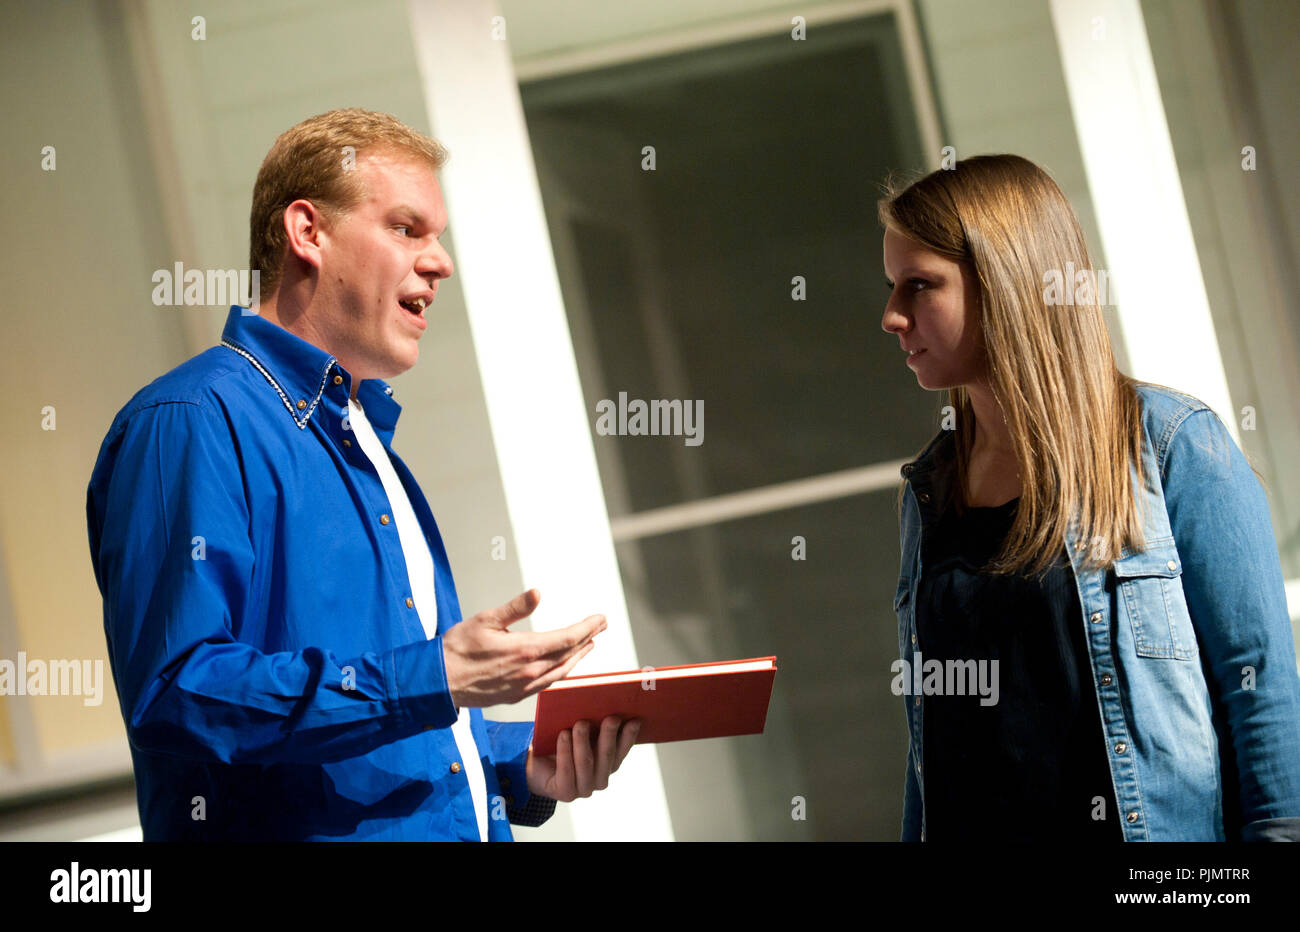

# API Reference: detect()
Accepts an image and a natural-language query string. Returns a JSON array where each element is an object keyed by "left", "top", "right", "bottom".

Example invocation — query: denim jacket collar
[
  {"left": 898, "top": 421, "right": 1172, "bottom": 563},
  {"left": 899, "top": 428, "right": 960, "bottom": 530},
  {"left": 219, "top": 305, "right": 402, "bottom": 443}
]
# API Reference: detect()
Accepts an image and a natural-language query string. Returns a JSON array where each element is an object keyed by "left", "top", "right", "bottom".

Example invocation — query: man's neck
[{"left": 258, "top": 292, "right": 366, "bottom": 404}]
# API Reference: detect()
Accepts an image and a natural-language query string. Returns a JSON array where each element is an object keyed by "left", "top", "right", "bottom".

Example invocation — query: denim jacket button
[
  {"left": 1089, "top": 612, "right": 1102, "bottom": 624},
  {"left": 918, "top": 492, "right": 931, "bottom": 504},
  {"left": 913, "top": 696, "right": 920, "bottom": 707},
  {"left": 1126, "top": 811, "right": 1139, "bottom": 823},
  {"left": 1100, "top": 674, "right": 1113, "bottom": 686},
  {"left": 911, "top": 633, "right": 917, "bottom": 644},
  {"left": 1115, "top": 742, "right": 1127, "bottom": 754},
  {"left": 902, "top": 464, "right": 915, "bottom": 477}
]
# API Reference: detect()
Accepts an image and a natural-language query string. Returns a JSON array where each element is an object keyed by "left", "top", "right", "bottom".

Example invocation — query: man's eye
[{"left": 395, "top": 225, "right": 411, "bottom": 236}]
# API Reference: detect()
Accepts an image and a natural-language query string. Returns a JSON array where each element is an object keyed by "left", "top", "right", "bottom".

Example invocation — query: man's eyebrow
[
  {"left": 392, "top": 205, "right": 426, "bottom": 224},
  {"left": 392, "top": 205, "right": 447, "bottom": 235}
]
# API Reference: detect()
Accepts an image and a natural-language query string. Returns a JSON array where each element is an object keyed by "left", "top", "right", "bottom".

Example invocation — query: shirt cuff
[
  {"left": 385, "top": 637, "right": 459, "bottom": 732},
  {"left": 507, "top": 793, "right": 558, "bottom": 828}
]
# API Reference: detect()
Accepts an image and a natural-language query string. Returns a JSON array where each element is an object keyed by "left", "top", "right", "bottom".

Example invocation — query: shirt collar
[{"left": 220, "top": 305, "right": 402, "bottom": 440}]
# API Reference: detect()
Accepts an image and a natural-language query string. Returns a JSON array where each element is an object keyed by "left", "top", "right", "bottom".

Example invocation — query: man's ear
[{"left": 282, "top": 199, "right": 329, "bottom": 275}]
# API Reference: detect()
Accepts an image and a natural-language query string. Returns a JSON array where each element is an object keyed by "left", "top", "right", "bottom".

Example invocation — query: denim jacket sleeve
[
  {"left": 902, "top": 742, "right": 922, "bottom": 841},
  {"left": 1161, "top": 407, "right": 1300, "bottom": 840},
  {"left": 87, "top": 400, "right": 460, "bottom": 766}
]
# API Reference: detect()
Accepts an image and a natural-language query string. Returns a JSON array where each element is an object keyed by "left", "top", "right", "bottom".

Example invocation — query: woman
[{"left": 880, "top": 154, "right": 1300, "bottom": 841}]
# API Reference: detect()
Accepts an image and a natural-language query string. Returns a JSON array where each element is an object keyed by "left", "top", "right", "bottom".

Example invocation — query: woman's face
[{"left": 881, "top": 226, "right": 986, "bottom": 391}]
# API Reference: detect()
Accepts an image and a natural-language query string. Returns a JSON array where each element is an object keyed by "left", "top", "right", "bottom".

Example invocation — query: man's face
[{"left": 313, "top": 148, "right": 453, "bottom": 384}]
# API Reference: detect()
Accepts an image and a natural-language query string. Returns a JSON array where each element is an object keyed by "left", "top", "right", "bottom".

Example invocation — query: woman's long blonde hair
[{"left": 880, "top": 154, "right": 1147, "bottom": 577}]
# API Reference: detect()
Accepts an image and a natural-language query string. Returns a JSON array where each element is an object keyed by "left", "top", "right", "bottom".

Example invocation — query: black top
[{"left": 916, "top": 496, "right": 1122, "bottom": 841}]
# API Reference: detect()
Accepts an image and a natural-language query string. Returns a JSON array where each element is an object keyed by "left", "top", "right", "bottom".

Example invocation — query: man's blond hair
[{"left": 249, "top": 108, "right": 448, "bottom": 300}]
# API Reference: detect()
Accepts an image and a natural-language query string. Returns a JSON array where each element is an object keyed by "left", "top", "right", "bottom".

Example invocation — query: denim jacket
[{"left": 895, "top": 383, "right": 1300, "bottom": 841}]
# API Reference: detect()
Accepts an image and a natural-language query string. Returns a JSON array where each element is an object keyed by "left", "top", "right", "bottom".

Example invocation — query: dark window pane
[
  {"left": 615, "top": 491, "right": 906, "bottom": 840},
  {"left": 524, "top": 16, "right": 942, "bottom": 514}
]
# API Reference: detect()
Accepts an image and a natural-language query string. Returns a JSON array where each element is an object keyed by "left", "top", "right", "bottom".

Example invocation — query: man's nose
[{"left": 419, "top": 240, "right": 454, "bottom": 281}]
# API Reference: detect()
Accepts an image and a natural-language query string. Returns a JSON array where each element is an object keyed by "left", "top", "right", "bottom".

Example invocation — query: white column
[
  {"left": 1049, "top": 0, "right": 1239, "bottom": 442},
  {"left": 408, "top": 0, "right": 674, "bottom": 840}
]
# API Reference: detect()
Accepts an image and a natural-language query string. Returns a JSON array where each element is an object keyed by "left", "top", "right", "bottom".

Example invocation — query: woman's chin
[{"left": 914, "top": 371, "right": 955, "bottom": 392}]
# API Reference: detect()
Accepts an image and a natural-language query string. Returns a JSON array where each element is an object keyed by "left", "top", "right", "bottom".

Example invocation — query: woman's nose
[{"left": 881, "top": 301, "right": 909, "bottom": 335}]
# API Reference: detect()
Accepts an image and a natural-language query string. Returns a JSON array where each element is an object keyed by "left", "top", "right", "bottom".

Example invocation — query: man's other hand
[
  {"left": 443, "top": 588, "right": 604, "bottom": 708},
  {"left": 525, "top": 716, "right": 641, "bottom": 802}
]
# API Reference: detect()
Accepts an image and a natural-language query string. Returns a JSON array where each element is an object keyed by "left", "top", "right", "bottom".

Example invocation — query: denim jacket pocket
[{"left": 1113, "top": 540, "right": 1199, "bottom": 660}]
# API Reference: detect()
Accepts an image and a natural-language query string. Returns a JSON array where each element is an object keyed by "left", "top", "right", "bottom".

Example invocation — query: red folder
[{"left": 532, "top": 656, "right": 778, "bottom": 756}]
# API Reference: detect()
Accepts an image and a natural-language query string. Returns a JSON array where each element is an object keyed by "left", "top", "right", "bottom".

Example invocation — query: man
[{"left": 86, "top": 108, "right": 639, "bottom": 841}]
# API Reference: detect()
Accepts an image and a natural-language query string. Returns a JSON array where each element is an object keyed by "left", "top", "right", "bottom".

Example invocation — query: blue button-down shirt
[
  {"left": 894, "top": 382, "right": 1300, "bottom": 841},
  {"left": 86, "top": 305, "right": 553, "bottom": 840}
]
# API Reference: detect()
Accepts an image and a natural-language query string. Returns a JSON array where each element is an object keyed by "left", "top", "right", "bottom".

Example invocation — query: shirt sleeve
[
  {"left": 87, "top": 399, "right": 460, "bottom": 767},
  {"left": 484, "top": 719, "right": 557, "bottom": 828},
  {"left": 1161, "top": 406, "right": 1300, "bottom": 840}
]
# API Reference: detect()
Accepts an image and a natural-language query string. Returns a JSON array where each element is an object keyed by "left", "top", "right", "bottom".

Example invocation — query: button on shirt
[
  {"left": 85, "top": 305, "right": 553, "bottom": 841},
  {"left": 346, "top": 395, "right": 489, "bottom": 842}
]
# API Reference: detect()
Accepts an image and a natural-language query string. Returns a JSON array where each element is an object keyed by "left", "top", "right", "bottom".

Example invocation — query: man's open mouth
[{"left": 399, "top": 297, "right": 426, "bottom": 315}]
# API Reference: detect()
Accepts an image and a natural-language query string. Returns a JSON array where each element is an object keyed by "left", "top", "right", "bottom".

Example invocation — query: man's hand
[
  {"left": 526, "top": 716, "right": 641, "bottom": 802},
  {"left": 442, "top": 589, "right": 604, "bottom": 708}
]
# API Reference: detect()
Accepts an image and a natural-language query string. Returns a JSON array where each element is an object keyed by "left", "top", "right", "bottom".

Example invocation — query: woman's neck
[{"left": 966, "top": 381, "right": 1014, "bottom": 456}]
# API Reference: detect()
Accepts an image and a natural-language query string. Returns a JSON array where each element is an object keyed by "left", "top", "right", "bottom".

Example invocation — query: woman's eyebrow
[{"left": 885, "top": 267, "right": 943, "bottom": 284}]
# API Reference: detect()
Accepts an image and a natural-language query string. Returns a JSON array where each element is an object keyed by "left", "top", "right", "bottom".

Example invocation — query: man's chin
[
  {"left": 357, "top": 351, "right": 419, "bottom": 385},
  {"left": 395, "top": 346, "right": 420, "bottom": 374}
]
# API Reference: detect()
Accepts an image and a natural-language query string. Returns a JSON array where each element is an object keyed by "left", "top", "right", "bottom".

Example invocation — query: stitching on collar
[
  {"left": 220, "top": 339, "right": 334, "bottom": 430},
  {"left": 908, "top": 429, "right": 953, "bottom": 473}
]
